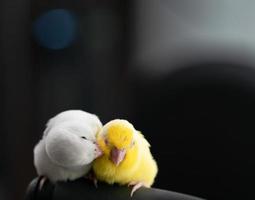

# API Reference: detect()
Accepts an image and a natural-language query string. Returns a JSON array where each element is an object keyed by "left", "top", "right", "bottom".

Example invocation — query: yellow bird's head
[{"left": 97, "top": 119, "right": 138, "bottom": 166}]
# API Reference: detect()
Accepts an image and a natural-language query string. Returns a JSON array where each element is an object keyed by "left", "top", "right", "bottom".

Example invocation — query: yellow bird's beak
[{"left": 110, "top": 147, "right": 126, "bottom": 166}]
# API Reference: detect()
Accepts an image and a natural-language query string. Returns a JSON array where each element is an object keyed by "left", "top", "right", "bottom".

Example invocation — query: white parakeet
[{"left": 34, "top": 110, "right": 103, "bottom": 185}]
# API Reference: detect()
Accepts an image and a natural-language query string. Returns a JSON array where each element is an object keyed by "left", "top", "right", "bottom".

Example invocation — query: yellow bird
[{"left": 93, "top": 119, "right": 158, "bottom": 196}]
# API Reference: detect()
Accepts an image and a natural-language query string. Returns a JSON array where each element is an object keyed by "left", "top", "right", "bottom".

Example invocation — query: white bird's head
[
  {"left": 44, "top": 110, "right": 102, "bottom": 137},
  {"left": 45, "top": 121, "right": 102, "bottom": 168}
]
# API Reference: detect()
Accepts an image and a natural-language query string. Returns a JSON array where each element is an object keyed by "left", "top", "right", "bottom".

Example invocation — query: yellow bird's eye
[{"left": 104, "top": 138, "right": 109, "bottom": 145}]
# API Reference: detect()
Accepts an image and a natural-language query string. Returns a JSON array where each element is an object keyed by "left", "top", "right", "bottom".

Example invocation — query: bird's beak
[
  {"left": 95, "top": 143, "right": 103, "bottom": 158},
  {"left": 110, "top": 147, "right": 126, "bottom": 166}
]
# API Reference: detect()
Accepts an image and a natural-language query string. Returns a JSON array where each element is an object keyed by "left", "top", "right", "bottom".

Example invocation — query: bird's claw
[
  {"left": 38, "top": 176, "right": 47, "bottom": 191},
  {"left": 128, "top": 182, "right": 145, "bottom": 197},
  {"left": 85, "top": 172, "right": 98, "bottom": 188},
  {"left": 93, "top": 178, "right": 98, "bottom": 188}
]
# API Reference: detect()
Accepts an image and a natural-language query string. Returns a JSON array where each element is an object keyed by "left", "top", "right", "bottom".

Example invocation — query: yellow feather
[
  {"left": 93, "top": 120, "right": 158, "bottom": 187},
  {"left": 108, "top": 123, "right": 133, "bottom": 149}
]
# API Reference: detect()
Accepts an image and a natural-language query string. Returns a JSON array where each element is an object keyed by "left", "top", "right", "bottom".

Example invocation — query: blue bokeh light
[{"left": 33, "top": 9, "right": 77, "bottom": 50}]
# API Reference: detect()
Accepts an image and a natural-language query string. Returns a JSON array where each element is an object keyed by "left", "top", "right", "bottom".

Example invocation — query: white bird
[
  {"left": 34, "top": 110, "right": 102, "bottom": 186},
  {"left": 43, "top": 110, "right": 102, "bottom": 138}
]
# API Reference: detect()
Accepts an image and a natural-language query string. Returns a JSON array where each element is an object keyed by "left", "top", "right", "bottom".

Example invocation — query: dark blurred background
[{"left": 1, "top": 0, "right": 255, "bottom": 199}]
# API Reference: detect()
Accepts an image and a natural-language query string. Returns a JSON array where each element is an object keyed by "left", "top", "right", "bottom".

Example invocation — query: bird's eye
[
  {"left": 104, "top": 139, "right": 109, "bottom": 145},
  {"left": 81, "top": 136, "right": 87, "bottom": 140}
]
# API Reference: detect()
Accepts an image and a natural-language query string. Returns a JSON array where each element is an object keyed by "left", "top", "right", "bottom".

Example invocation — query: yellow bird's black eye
[
  {"left": 81, "top": 136, "right": 87, "bottom": 140},
  {"left": 104, "top": 139, "right": 109, "bottom": 145}
]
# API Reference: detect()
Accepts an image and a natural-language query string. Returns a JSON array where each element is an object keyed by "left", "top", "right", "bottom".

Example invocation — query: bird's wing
[{"left": 136, "top": 131, "right": 151, "bottom": 147}]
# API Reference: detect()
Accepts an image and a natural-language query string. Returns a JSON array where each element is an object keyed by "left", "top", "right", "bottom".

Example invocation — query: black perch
[{"left": 25, "top": 177, "right": 204, "bottom": 200}]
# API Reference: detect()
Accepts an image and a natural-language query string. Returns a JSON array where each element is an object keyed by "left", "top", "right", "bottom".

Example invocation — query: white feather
[
  {"left": 43, "top": 110, "right": 102, "bottom": 137},
  {"left": 33, "top": 110, "right": 102, "bottom": 182}
]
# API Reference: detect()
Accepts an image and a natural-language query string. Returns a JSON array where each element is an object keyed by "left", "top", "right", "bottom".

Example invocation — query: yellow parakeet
[{"left": 93, "top": 119, "right": 158, "bottom": 196}]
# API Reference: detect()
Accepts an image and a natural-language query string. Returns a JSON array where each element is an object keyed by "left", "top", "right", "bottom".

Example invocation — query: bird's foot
[
  {"left": 128, "top": 181, "right": 146, "bottom": 197},
  {"left": 38, "top": 176, "right": 48, "bottom": 190},
  {"left": 85, "top": 172, "right": 98, "bottom": 188}
]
